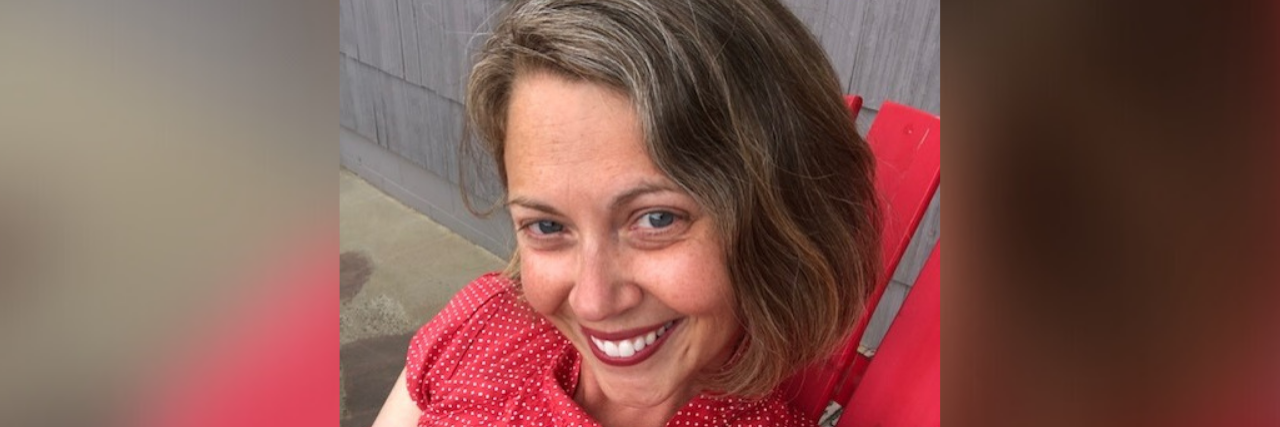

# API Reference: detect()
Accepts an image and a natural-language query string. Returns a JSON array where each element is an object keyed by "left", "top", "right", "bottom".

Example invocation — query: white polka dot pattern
[{"left": 404, "top": 273, "right": 813, "bottom": 426}]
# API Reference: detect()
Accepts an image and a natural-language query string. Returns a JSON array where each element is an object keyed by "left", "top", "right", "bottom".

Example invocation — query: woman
[{"left": 374, "top": 0, "right": 879, "bottom": 425}]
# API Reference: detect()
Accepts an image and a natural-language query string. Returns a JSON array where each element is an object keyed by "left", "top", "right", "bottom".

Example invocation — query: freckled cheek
[
  {"left": 516, "top": 250, "right": 573, "bottom": 317},
  {"left": 636, "top": 242, "right": 736, "bottom": 316}
]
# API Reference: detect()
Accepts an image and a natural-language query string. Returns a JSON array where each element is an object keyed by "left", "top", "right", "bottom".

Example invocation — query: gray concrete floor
[{"left": 339, "top": 168, "right": 505, "bottom": 427}]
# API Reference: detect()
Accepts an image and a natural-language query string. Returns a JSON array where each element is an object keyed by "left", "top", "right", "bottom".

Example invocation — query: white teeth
[
  {"left": 618, "top": 340, "right": 635, "bottom": 357},
  {"left": 592, "top": 321, "right": 677, "bottom": 359},
  {"left": 602, "top": 340, "right": 619, "bottom": 357},
  {"left": 656, "top": 323, "right": 671, "bottom": 337}
]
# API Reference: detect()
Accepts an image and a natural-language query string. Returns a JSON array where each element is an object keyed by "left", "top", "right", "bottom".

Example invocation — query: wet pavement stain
[{"left": 340, "top": 251, "right": 372, "bottom": 303}]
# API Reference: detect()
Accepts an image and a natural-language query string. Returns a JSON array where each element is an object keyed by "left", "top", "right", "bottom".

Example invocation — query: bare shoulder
[{"left": 371, "top": 369, "right": 419, "bottom": 427}]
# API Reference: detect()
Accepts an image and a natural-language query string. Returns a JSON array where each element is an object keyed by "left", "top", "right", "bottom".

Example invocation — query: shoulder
[
  {"left": 402, "top": 273, "right": 534, "bottom": 405},
  {"left": 405, "top": 272, "right": 519, "bottom": 363},
  {"left": 434, "top": 272, "right": 517, "bottom": 320}
]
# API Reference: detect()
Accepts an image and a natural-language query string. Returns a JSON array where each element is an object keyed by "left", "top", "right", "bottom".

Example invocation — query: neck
[{"left": 573, "top": 367, "right": 696, "bottom": 427}]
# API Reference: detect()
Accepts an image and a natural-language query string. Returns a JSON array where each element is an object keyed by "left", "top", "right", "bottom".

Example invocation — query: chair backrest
[
  {"left": 836, "top": 240, "right": 940, "bottom": 427},
  {"left": 845, "top": 94, "right": 864, "bottom": 115},
  {"left": 781, "top": 99, "right": 941, "bottom": 421}
]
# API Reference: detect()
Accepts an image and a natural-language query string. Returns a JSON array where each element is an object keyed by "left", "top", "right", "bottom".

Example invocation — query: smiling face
[{"left": 504, "top": 71, "right": 741, "bottom": 411}]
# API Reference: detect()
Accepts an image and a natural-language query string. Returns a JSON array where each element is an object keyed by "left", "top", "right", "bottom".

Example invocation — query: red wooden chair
[
  {"left": 837, "top": 240, "right": 940, "bottom": 427},
  {"left": 781, "top": 98, "right": 941, "bottom": 426}
]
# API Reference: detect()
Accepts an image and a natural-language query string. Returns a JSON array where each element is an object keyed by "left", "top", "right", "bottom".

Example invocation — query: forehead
[{"left": 504, "top": 72, "right": 668, "bottom": 200}]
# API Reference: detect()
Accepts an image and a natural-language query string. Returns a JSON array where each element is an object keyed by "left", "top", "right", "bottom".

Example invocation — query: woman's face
[{"left": 504, "top": 72, "right": 741, "bottom": 409}]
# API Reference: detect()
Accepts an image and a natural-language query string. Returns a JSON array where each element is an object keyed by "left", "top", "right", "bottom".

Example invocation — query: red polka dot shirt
[{"left": 404, "top": 273, "right": 813, "bottom": 426}]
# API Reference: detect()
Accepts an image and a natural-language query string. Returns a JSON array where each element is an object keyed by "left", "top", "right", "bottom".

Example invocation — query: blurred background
[
  {"left": 0, "top": 1, "right": 335, "bottom": 426},
  {"left": 3, "top": 0, "right": 1273, "bottom": 426},
  {"left": 336, "top": 1, "right": 939, "bottom": 426}
]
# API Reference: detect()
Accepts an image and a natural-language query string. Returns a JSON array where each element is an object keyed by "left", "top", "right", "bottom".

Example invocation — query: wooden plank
[
  {"left": 422, "top": 87, "right": 445, "bottom": 182},
  {"left": 919, "top": 6, "right": 941, "bottom": 114},
  {"left": 855, "top": 106, "right": 878, "bottom": 137},
  {"left": 820, "top": 0, "right": 940, "bottom": 113},
  {"left": 423, "top": 89, "right": 455, "bottom": 183},
  {"left": 454, "top": 0, "right": 475, "bottom": 103},
  {"left": 457, "top": 0, "right": 497, "bottom": 103},
  {"left": 862, "top": 280, "right": 911, "bottom": 351},
  {"left": 350, "top": 0, "right": 370, "bottom": 64},
  {"left": 407, "top": 80, "right": 436, "bottom": 171},
  {"left": 380, "top": 74, "right": 412, "bottom": 168},
  {"left": 380, "top": 70, "right": 404, "bottom": 156},
  {"left": 397, "top": 0, "right": 422, "bottom": 85},
  {"left": 813, "top": 0, "right": 862, "bottom": 96},
  {"left": 420, "top": 89, "right": 442, "bottom": 178},
  {"left": 441, "top": 98, "right": 464, "bottom": 185},
  {"left": 417, "top": 0, "right": 445, "bottom": 95},
  {"left": 862, "top": 187, "right": 939, "bottom": 352},
  {"left": 372, "top": 67, "right": 390, "bottom": 148},
  {"left": 895, "top": 188, "right": 941, "bottom": 286},
  {"left": 340, "top": 54, "right": 357, "bottom": 131},
  {"left": 441, "top": 99, "right": 464, "bottom": 187},
  {"left": 436, "top": 0, "right": 460, "bottom": 103},
  {"left": 781, "top": 0, "right": 830, "bottom": 43},
  {"left": 355, "top": 0, "right": 405, "bottom": 79},
  {"left": 345, "top": 56, "right": 380, "bottom": 142},
  {"left": 340, "top": 0, "right": 360, "bottom": 58},
  {"left": 436, "top": 0, "right": 490, "bottom": 103}
]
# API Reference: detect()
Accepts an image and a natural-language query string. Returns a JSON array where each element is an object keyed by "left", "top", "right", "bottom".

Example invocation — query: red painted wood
[
  {"left": 782, "top": 100, "right": 941, "bottom": 420},
  {"left": 837, "top": 241, "right": 941, "bottom": 427}
]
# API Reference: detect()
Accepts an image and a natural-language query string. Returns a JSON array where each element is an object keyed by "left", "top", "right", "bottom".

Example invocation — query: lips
[{"left": 581, "top": 319, "right": 682, "bottom": 367}]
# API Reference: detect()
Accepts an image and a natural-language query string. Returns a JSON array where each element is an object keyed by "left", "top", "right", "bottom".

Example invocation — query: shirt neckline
[{"left": 540, "top": 334, "right": 761, "bottom": 426}]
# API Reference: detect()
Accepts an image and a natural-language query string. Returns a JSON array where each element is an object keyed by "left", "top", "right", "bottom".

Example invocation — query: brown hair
[{"left": 463, "top": 0, "right": 879, "bottom": 397}]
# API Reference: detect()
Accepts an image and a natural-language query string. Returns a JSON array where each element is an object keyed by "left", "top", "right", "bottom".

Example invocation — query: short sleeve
[{"left": 403, "top": 272, "right": 513, "bottom": 409}]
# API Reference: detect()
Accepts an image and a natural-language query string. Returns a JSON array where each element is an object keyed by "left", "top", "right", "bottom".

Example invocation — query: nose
[{"left": 568, "top": 238, "right": 641, "bottom": 322}]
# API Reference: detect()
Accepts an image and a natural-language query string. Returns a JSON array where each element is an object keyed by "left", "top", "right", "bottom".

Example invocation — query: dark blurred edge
[{"left": 944, "top": 0, "right": 1280, "bottom": 426}]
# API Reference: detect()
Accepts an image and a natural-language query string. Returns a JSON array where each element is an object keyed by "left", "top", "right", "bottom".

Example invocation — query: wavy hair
[{"left": 462, "top": 0, "right": 880, "bottom": 397}]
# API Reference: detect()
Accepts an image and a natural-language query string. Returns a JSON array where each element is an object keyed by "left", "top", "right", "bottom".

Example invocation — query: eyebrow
[{"left": 506, "top": 180, "right": 680, "bottom": 215}]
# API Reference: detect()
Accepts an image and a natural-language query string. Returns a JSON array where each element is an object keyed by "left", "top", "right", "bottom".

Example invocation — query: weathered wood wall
[{"left": 340, "top": 0, "right": 939, "bottom": 198}]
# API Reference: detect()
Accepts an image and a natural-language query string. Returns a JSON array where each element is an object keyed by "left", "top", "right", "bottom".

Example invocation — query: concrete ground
[{"left": 339, "top": 168, "right": 505, "bottom": 427}]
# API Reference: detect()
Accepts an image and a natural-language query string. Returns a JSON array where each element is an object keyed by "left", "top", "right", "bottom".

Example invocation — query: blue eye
[
  {"left": 532, "top": 220, "right": 563, "bottom": 234},
  {"left": 638, "top": 211, "right": 676, "bottom": 228}
]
